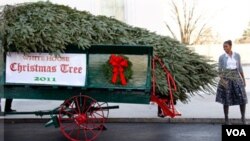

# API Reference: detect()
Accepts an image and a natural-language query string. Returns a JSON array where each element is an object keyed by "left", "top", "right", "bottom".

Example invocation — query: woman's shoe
[
  {"left": 224, "top": 119, "right": 231, "bottom": 125},
  {"left": 242, "top": 117, "right": 247, "bottom": 125},
  {"left": 158, "top": 113, "right": 165, "bottom": 118}
]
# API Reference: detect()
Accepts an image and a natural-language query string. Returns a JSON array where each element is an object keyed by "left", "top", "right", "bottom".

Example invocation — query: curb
[{"left": 1, "top": 117, "right": 249, "bottom": 124}]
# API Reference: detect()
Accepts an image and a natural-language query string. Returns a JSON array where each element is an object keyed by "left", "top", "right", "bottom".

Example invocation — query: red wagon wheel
[{"left": 58, "top": 95, "right": 106, "bottom": 141}]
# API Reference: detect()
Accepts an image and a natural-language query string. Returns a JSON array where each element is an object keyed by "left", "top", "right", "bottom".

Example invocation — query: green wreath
[{"left": 102, "top": 54, "right": 133, "bottom": 85}]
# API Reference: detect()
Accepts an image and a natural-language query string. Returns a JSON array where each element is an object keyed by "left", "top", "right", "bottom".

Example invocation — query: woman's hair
[{"left": 223, "top": 40, "right": 232, "bottom": 46}]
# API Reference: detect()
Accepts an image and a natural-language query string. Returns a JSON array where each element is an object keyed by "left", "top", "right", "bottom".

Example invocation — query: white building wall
[{"left": 189, "top": 44, "right": 250, "bottom": 65}]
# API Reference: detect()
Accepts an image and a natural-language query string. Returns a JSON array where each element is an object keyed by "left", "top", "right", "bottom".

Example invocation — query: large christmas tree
[{"left": 0, "top": 2, "right": 217, "bottom": 102}]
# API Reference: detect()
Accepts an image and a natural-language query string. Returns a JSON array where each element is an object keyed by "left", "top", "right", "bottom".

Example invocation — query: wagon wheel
[
  {"left": 58, "top": 95, "right": 106, "bottom": 141},
  {"left": 97, "top": 101, "right": 109, "bottom": 120}
]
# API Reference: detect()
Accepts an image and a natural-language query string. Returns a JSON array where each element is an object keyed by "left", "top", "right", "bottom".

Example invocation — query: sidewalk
[
  {"left": 0, "top": 91, "right": 249, "bottom": 124},
  {"left": 0, "top": 78, "right": 249, "bottom": 123}
]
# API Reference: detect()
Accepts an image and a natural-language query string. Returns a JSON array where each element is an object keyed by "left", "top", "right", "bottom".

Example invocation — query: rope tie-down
[{"left": 151, "top": 56, "right": 181, "bottom": 118}]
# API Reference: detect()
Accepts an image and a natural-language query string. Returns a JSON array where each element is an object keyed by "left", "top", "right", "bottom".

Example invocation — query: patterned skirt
[{"left": 216, "top": 69, "right": 248, "bottom": 106}]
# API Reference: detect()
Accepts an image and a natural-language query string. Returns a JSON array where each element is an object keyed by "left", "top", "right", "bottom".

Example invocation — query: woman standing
[{"left": 216, "top": 40, "right": 248, "bottom": 125}]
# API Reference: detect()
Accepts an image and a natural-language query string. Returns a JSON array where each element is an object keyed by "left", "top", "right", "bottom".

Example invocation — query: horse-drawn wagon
[{"left": 0, "top": 45, "right": 180, "bottom": 141}]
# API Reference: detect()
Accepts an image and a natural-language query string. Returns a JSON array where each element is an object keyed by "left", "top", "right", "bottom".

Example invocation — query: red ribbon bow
[{"left": 109, "top": 54, "right": 128, "bottom": 85}]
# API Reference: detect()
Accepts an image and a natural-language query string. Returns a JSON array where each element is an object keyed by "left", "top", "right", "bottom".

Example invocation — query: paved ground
[
  {"left": 0, "top": 123, "right": 221, "bottom": 141},
  {"left": 0, "top": 66, "right": 249, "bottom": 122},
  {"left": 0, "top": 91, "right": 249, "bottom": 122},
  {"left": 0, "top": 120, "right": 3, "bottom": 141}
]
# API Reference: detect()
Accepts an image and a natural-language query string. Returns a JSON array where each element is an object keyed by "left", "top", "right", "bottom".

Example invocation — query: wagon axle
[{"left": 75, "top": 114, "right": 87, "bottom": 125}]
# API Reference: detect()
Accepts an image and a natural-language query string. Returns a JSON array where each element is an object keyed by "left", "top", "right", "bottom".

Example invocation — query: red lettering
[
  {"left": 47, "top": 56, "right": 70, "bottom": 62},
  {"left": 30, "top": 65, "right": 35, "bottom": 72},
  {"left": 10, "top": 63, "right": 57, "bottom": 73},
  {"left": 60, "top": 64, "right": 68, "bottom": 73},
  {"left": 60, "top": 64, "right": 82, "bottom": 73},
  {"left": 65, "top": 57, "right": 69, "bottom": 62},
  {"left": 23, "top": 55, "right": 44, "bottom": 61},
  {"left": 78, "top": 67, "right": 82, "bottom": 73},
  {"left": 10, "top": 63, "right": 17, "bottom": 71},
  {"left": 24, "top": 65, "right": 26, "bottom": 72},
  {"left": 52, "top": 66, "right": 57, "bottom": 72},
  {"left": 23, "top": 56, "right": 28, "bottom": 60}
]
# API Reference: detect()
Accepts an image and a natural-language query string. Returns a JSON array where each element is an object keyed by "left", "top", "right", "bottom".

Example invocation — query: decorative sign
[{"left": 5, "top": 52, "right": 86, "bottom": 86}]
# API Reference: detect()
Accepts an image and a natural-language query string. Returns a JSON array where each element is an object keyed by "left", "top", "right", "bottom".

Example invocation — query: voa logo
[{"left": 226, "top": 129, "right": 246, "bottom": 136}]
